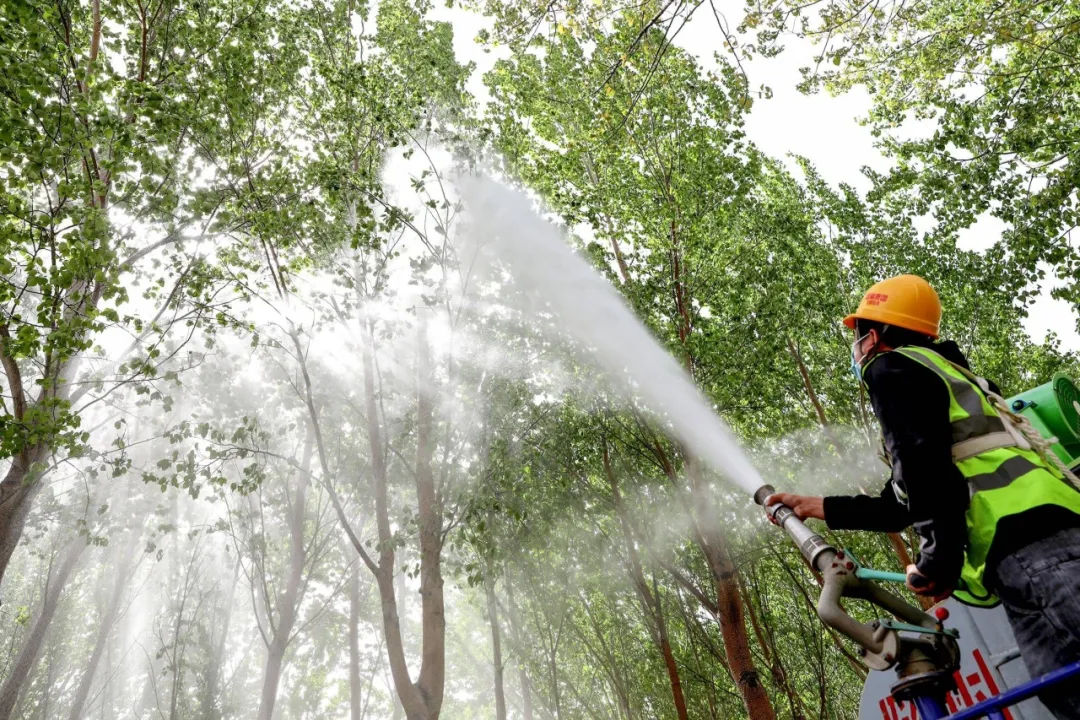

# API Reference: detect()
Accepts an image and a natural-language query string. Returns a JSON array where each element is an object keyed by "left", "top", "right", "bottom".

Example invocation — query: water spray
[{"left": 458, "top": 174, "right": 768, "bottom": 496}]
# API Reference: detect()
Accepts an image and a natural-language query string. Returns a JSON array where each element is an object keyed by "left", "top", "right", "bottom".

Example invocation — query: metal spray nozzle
[{"left": 753, "top": 484, "right": 776, "bottom": 506}]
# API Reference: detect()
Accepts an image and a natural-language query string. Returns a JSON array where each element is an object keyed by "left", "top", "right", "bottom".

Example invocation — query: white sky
[{"left": 432, "top": 2, "right": 1080, "bottom": 352}]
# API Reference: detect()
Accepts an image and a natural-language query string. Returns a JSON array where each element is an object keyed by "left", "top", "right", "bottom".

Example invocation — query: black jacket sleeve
[
  {"left": 823, "top": 483, "right": 911, "bottom": 533},
  {"left": 860, "top": 351, "right": 970, "bottom": 585}
]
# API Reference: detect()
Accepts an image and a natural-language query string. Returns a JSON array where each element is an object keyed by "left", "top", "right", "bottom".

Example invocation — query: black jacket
[{"left": 822, "top": 341, "right": 1078, "bottom": 589}]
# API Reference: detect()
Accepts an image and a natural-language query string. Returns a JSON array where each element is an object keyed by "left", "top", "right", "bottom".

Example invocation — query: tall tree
[
  {"left": 0, "top": 0, "right": 296, "bottom": 585},
  {"left": 222, "top": 429, "right": 339, "bottom": 720},
  {"left": 65, "top": 496, "right": 149, "bottom": 720},
  {"left": 749, "top": 0, "right": 1080, "bottom": 318},
  {"left": 0, "top": 532, "right": 86, "bottom": 720},
  {"left": 603, "top": 441, "right": 688, "bottom": 720}
]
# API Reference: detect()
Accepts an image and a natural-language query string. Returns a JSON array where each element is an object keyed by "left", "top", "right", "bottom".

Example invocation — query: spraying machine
[
  {"left": 755, "top": 375, "right": 1080, "bottom": 719},
  {"left": 1006, "top": 374, "right": 1080, "bottom": 470},
  {"left": 753, "top": 484, "right": 965, "bottom": 716}
]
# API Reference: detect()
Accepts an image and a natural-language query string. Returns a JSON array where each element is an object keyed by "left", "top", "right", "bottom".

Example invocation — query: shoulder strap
[
  {"left": 893, "top": 347, "right": 1024, "bottom": 461},
  {"left": 935, "top": 353, "right": 993, "bottom": 395},
  {"left": 940, "top": 355, "right": 1080, "bottom": 488}
]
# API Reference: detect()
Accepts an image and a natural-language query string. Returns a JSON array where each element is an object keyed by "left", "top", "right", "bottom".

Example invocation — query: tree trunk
[
  {"left": 702, "top": 543, "right": 774, "bottom": 718},
  {"left": 366, "top": 334, "right": 423, "bottom": 719},
  {"left": 412, "top": 312, "right": 446, "bottom": 717},
  {"left": 645, "top": 432, "right": 774, "bottom": 719},
  {"left": 66, "top": 524, "right": 143, "bottom": 720},
  {"left": 664, "top": 216, "right": 775, "bottom": 718},
  {"left": 655, "top": 621, "right": 686, "bottom": 720},
  {"left": 350, "top": 565, "right": 363, "bottom": 720},
  {"left": 786, "top": 337, "right": 832, "bottom": 432},
  {"left": 101, "top": 634, "right": 112, "bottom": 720},
  {"left": 520, "top": 665, "right": 534, "bottom": 720},
  {"left": 688, "top": 464, "right": 775, "bottom": 720},
  {"left": 739, "top": 569, "right": 807, "bottom": 720},
  {"left": 0, "top": 262, "right": 106, "bottom": 589},
  {"left": 503, "top": 574, "right": 533, "bottom": 720},
  {"left": 603, "top": 444, "right": 688, "bottom": 720},
  {"left": 201, "top": 557, "right": 240, "bottom": 720},
  {"left": 35, "top": 635, "right": 55, "bottom": 720},
  {"left": 168, "top": 539, "right": 200, "bottom": 720},
  {"left": 347, "top": 313, "right": 444, "bottom": 720},
  {"left": 535, "top": 596, "right": 566, "bottom": 720},
  {"left": 0, "top": 535, "right": 86, "bottom": 720},
  {"left": 255, "top": 436, "right": 311, "bottom": 720},
  {"left": 391, "top": 571, "right": 406, "bottom": 720},
  {"left": 258, "top": 641, "right": 288, "bottom": 720},
  {"left": 0, "top": 457, "right": 46, "bottom": 589},
  {"left": 573, "top": 599, "right": 632, "bottom": 718},
  {"left": 485, "top": 562, "right": 508, "bottom": 720},
  {"left": 671, "top": 585, "right": 722, "bottom": 720}
]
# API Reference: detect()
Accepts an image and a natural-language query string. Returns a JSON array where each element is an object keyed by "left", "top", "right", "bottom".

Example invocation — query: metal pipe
[
  {"left": 752, "top": 485, "right": 774, "bottom": 507},
  {"left": 753, "top": 485, "right": 1080, "bottom": 719},
  {"left": 754, "top": 484, "right": 952, "bottom": 673},
  {"left": 855, "top": 567, "right": 909, "bottom": 584},
  {"left": 913, "top": 695, "right": 949, "bottom": 720},
  {"left": 753, "top": 484, "right": 835, "bottom": 570}
]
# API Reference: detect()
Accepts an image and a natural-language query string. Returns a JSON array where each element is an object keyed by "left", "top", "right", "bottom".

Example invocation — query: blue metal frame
[
  {"left": 849, "top": 554, "right": 1080, "bottom": 716},
  {"left": 908, "top": 659, "right": 1080, "bottom": 720},
  {"left": 913, "top": 696, "right": 950, "bottom": 718}
]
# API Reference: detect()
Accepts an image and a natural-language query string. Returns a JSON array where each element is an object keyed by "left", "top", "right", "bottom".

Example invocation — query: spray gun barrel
[
  {"left": 753, "top": 486, "right": 933, "bottom": 589},
  {"left": 754, "top": 484, "right": 959, "bottom": 683},
  {"left": 753, "top": 485, "right": 835, "bottom": 571}
]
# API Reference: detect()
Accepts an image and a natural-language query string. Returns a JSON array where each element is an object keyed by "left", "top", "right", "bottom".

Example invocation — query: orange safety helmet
[{"left": 843, "top": 274, "right": 942, "bottom": 339}]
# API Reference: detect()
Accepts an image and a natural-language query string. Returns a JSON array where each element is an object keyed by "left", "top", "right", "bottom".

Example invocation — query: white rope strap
[
  {"left": 989, "top": 395, "right": 1080, "bottom": 491},
  {"left": 943, "top": 359, "right": 1080, "bottom": 491},
  {"left": 951, "top": 431, "right": 1019, "bottom": 463}
]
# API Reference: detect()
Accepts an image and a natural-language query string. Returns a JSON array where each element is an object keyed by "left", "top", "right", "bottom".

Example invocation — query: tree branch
[
  {"left": 89, "top": 0, "right": 102, "bottom": 64},
  {"left": 0, "top": 324, "right": 27, "bottom": 421},
  {"left": 120, "top": 232, "right": 217, "bottom": 269}
]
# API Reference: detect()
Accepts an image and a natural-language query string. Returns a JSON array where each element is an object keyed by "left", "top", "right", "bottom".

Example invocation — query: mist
[
  {"left": 5, "top": 0, "right": 1068, "bottom": 717},
  {"left": 0, "top": 148, "right": 857, "bottom": 719}
]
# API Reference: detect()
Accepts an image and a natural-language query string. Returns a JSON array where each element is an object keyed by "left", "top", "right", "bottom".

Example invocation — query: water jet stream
[{"left": 459, "top": 174, "right": 766, "bottom": 497}]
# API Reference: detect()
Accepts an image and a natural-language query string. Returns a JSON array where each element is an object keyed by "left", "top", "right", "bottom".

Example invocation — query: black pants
[{"left": 992, "top": 528, "right": 1080, "bottom": 720}]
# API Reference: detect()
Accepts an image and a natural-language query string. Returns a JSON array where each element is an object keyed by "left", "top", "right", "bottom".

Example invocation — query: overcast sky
[{"left": 430, "top": 2, "right": 1080, "bottom": 352}]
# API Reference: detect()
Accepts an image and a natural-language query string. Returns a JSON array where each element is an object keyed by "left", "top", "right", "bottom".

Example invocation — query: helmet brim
[{"left": 841, "top": 310, "right": 939, "bottom": 338}]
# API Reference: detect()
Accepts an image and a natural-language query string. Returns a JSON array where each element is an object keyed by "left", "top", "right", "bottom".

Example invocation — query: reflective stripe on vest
[
  {"left": 966, "top": 454, "right": 1042, "bottom": 493},
  {"left": 873, "top": 346, "right": 1080, "bottom": 607},
  {"left": 894, "top": 348, "right": 1007, "bottom": 442}
]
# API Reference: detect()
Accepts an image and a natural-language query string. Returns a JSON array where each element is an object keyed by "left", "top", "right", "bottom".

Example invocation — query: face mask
[{"left": 850, "top": 332, "right": 871, "bottom": 382}]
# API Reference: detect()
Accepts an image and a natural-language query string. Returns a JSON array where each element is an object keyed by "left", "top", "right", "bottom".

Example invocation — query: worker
[{"left": 766, "top": 274, "right": 1080, "bottom": 719}]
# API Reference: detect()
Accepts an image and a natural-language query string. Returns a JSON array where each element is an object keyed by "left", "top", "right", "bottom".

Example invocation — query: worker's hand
[
  {"left": 763, "top": 494, "right": 826, "bottom": 525},
  {"left": 905, "top": 564, "right": 954, "bottom": 602}
]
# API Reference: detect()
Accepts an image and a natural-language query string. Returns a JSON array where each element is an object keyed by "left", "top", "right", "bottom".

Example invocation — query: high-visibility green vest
[{"left": 870, "top": 346, "right": 1080, "bottom": 606}]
